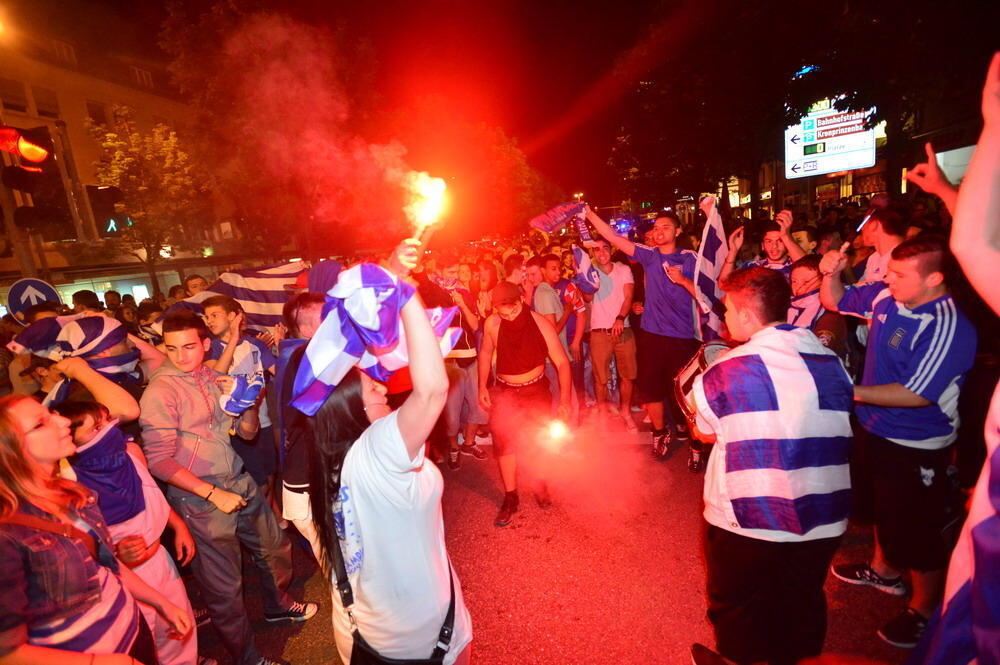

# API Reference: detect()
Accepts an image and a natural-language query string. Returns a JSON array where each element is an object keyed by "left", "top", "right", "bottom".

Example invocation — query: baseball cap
[{"left": 491, "top": 281, "right": 522, "bottom": 307}]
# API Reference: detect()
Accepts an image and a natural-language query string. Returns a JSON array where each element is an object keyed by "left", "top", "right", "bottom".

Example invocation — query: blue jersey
[
  {"left": 742, "top": 256, "right": 793, "bottom": 279},
  {"left": 839, "top": 283, "right": 976, "bottom": 449},
  {"left": 208, "top": 335, "right": 275, "bottom": 377},
  {"left": 632, "top": 245, "right": 698, "bottom": 340}
]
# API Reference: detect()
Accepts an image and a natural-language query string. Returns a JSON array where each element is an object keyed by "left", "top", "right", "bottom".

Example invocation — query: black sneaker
[
  {"left": 494, "top": 493, "right": 518, "bottom": 527},
  {"left": 687, "top": 447, "right": 704, "bottom": 473},
  {"left": 264, "top": 601, "right": 318, "bottom": 623},
  {"left": 878, "top": 608, "right": 928, "bottom": 648},
  {"left": 459, "top": 443, "right": 488, "bottom": 460},
  {"left": 831, "top": 563, "right": 908, "bottom": 596},
  {"left": 690, "top": 643, "right": 736, "bottom": 665},
  {"left": 651, "top": 431, "right": 672, "bottom": 458},
  {"left": 447, "top": 447, "right": 461, "bottom": 470}
]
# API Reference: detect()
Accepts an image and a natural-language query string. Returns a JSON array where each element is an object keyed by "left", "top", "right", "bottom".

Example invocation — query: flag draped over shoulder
[
  {"left": 693, "top": 197, "right": 729, "bottom": 341},
  {"left": 175, "top": 261, "right": 308, "bottom": 328},
  {"left": 571, "top": 245, "right": 601, "bottom": 295},
  {"left": 8, "top": 313, "right": 140, "bottom": 405},
  {"left": 529, "top": 202, "right": 585, "bottom": 234},
  {"left": 290, "top": 263, "right": 461, "bottom": 417}
]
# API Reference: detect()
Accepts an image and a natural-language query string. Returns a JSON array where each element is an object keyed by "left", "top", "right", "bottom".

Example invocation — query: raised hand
[
  {"left": 388, "top": 238, "right": 422, "bottom": 277},
  {"left": 820, "top": 242, "right": 851, "bottom": 276},
  {"left": 699, "top": 195, "right": 717, "bottom": 216},
  {"left": 728, "top": 226, "right": 745, "bottom": 254},
  {"left": 984, "top": 51, "right": 1000, "bottom": 128},
  {"left": 776, "top": 209, "right": 794, "bottom": 234},
  {"left": 906, "top": 142, "right": 954, "bottom": 196}
]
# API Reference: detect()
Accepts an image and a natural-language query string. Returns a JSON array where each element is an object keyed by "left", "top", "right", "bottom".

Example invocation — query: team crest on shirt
[
  {"left": 920, "top": 467, "right": 935, "bottom": 487},
  {"left": 888, "top": 328, "right": 906, "bottom": 349}
]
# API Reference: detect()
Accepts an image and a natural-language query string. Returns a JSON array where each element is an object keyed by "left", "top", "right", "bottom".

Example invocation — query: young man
[
  {"left": 71, "top": 289, "right": 105, "bottom": 315},
  {"left": 791, "top": 225, "right": 819, "bottom": 255},
  {"left": 820, "top": 234, "right": 977, "bottom": 648},
  {"left": 788, "top": 255, "right": 847, "bottom": 358},
  {"left": 202, "top": 295, "right": 279, "bottom": 492},
  {"left": 689, "top": 267, "right": 853, "bottom": 665},
  {"left": 532, "top": 254, "right": 585, "bottom": 413},
  {"left": 857, "top": 207, "right": 908, "bottom": 284},
  {"left": 587, "top": 238, "right": 638, "bottom": 430},
  {"left": 137, "top": 300, "right": 164, "bottom": 347},
  {"left": 478, "top": 281, "right": 571, "bottom": 527},
  {"left": 585, "top": 206, "right": 699, "bottom": 457},
  {"left": 720, "top": 209, "right": 806, "bottom": 281},
  {"left": 140, "top": 310, "right": 316, "bottom": 665},
  {"left": 183, "top": 273, "right": 210, "bottom": 298}
]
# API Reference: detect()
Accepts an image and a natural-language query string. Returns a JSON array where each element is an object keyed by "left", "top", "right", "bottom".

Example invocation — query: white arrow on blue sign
[{"left": 7, "top": 278, "right": 61, "bottom": 320}]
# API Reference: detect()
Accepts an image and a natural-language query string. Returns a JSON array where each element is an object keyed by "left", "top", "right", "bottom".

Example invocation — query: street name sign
[
  {"left": 784, "top": 99, "right": 876, "bottom": 179},
  {"left": 7, "top": 278, "right": 60, "bottom": 321}
]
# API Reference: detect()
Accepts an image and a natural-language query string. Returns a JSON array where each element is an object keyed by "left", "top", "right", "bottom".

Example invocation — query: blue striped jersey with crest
[{"left": 693, "top": 324, "right": 853, "bottom": 542}]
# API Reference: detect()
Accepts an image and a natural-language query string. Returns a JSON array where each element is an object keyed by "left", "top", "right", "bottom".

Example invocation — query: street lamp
[{"left": 573, "top": 192, "right": 584, "bottom": 201}]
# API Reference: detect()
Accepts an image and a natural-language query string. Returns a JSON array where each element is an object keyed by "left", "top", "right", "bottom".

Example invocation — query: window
[
  {"left": 87, "top": 101, "right": 108, "bottom": 127},
  {"left": 0, "top": 79, "right": 28, "bottom": 113},
  {"left": 50, "top": 40, "right": 77, "bottom": 66},
  {"left": 33, "top": 87, "right": 60, "bottom": 119},
  {"left": 130, "top": 66, "right": 154, "bottom": 89}
]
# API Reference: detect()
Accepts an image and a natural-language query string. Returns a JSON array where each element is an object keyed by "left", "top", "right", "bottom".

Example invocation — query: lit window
[
  {"left": 130, "top": 66, "right": 154, "bottom": 88},
  {"left": 50, "top": 40, "right": 77, "bottom": 66}
]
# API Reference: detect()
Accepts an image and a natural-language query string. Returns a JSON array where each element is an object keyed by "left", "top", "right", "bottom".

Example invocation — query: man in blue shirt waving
[{"left": 820, "top": 234, "right": 977, "bottom": 650}]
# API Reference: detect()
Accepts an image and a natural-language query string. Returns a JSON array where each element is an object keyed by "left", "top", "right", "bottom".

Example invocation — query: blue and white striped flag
[
  {"left": 693, "top": 196, "right": 729, "bottom": 341},
  {"left": 290, "top": 263, "right": 461, "bottom": 416},
  {"left": 529, "top": 202, "right": 585, "bottom": 234},
  {"left": 8, "top": 313, "right": 141, "bottom": 405},
  {"left": 170, "top": 261, "right": 308, "bottom": 329},
  {"left": 571, "top": 245, "right": 601, "bottom": 295}
]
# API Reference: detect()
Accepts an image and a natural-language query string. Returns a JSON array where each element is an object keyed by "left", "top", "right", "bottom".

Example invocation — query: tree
[{"left": 89, "top": 106, "right": 211, "bottom": 295}]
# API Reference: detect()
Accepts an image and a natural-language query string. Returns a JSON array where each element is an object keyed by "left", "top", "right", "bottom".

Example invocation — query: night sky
[{"left": 23, "top": 0, "right": 674, "bottom": 204}]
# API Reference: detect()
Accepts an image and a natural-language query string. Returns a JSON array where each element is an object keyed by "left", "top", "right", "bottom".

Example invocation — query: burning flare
[{"left": 403, "top": 171, "right": 447, "bottom": 238}]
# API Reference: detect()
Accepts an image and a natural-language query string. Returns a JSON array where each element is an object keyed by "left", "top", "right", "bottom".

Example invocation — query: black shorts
[
  {"left": 864, "top": 430, "right": 962, "bottom": 572},
  {"left": 635, "top": 331, "right": 700, "bottom": 405},
  {"left": 488, "top": 377, "right": 551, "bottom": 457}
]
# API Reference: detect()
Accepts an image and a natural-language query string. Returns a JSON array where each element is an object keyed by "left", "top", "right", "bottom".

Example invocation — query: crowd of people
[{"left": 0, "top": 53, "right": 997, "bottom": 665}]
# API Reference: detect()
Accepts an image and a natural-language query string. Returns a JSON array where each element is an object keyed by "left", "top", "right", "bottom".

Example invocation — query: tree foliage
[{"left": 88, "top": 106, "right": 211, "bottom": 294}]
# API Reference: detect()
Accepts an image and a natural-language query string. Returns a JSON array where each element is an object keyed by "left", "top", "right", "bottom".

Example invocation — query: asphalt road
[{"left": 200, "top": 418, "right": 913, "bottom": 665}]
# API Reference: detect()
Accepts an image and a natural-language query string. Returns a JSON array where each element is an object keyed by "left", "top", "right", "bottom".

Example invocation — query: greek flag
[
  {"left": 172, "top": 261, "right": 308, "bottom": 329},
  {"left": 693, "top": 196, "right": 729, "bottom": 341},
  {"left": 571, "top": 245, "right": 601, "bottom": 295},
  {"left": 290, "top": 263, "right": 461, "bottom": 416},
  {"left": 908, "top": 387, "right": 1000, "bottom": 665},
  {"left": 529, "top": 202, "right": 585, "bottom": 234},
  {"left": 8, "top": 314, "right": 140, "bottom": 406}
]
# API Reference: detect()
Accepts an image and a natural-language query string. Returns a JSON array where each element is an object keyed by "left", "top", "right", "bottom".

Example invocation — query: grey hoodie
[{"left": 139, "top": 363, "right": 244, "bottom": 483}]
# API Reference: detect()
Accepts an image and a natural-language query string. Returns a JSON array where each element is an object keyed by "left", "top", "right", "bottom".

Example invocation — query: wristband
[
  {"left": 204, "top": 486, "right": 216, "bottom": 501},
  {"left": 615, "top": 315, "right": 626, "bottom": 321}
]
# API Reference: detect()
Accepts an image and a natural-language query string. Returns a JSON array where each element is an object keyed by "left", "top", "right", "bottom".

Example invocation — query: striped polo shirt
[
  {"left": 838, "top": 283, "right": 977, "bottom": 450},
  {"left": 692, "top": 324, "right": 854, "bottom": 542}
]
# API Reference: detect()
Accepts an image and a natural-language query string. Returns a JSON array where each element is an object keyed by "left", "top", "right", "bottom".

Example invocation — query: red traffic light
[{"left": 0, "top": 126, "right": 50, "bottom": 163}]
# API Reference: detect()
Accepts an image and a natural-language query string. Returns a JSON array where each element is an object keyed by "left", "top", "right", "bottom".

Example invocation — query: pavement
[{"left": 199, "top": 416, "right": 913, "bottom": 665}]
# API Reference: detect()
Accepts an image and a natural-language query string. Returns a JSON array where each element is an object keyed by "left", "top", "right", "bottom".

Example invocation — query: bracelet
[{"left": 204, "top": 486, "right": 216, "bottom": 501}]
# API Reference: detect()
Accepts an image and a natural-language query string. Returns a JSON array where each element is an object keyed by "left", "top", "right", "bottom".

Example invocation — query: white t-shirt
[
  {"left": 330, "top": 411, "right": 472, "bottom": 664},
  {"left": 589, "top": 262, "right": 634, "bottom": 330},
  {"left": 861, "top": 249, "right": 891, "bottom": 284}
]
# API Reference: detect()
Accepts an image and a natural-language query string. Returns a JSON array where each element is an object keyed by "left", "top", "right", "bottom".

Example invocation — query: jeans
[{"left": 169, "top": 472, "right": 294, "bottom": 665}]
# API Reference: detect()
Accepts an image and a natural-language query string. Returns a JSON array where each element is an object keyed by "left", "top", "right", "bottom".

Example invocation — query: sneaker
[
  {"left": 690, "top": 643, "right": 736, "bottom": 665},
  {"left": 651, "top": 431, "right": 671, "bottom": 458},
  {"left": 534, "top": 485, "right": 552, "bottom": 509},
  {"left": 459, "top": 443, "right": 488, "bottom": 460},
  {"left": 831, "top": 563, "right": 908, "bottom": 596},
  {"left": 447, "top": 447, "right": 461, "bottom": 470},
  {"left": 878, "top": 608, "right": 928, "bottom": 648},
  {"left": 494, "top": 493, "right": 518, "bottom": 527},
  {"left": 264, "top": 601, "right": 318, "bottom": 623},
  {"left": 687, "top": 447, "right": 704, "bottom": 473},
  {"left": 193, "top": 606, "right": 211, "bottom": 627}
]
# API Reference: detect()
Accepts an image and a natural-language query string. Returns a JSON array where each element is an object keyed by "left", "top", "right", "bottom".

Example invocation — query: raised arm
[
  {"left": 719, "top": 226, "right": 745, "bottom": 282},
  {"left": 776, "top": 210, "right": 806, "bottom": 262},
  {"left": 819, "top": 243, "right": 851, "bottom": 312},
  {"left": 586, "top": 206, "right": 636, "bottom": 257},
  {"left": 950, "top": 52, "right": 1000, "bottom": 314},
  {"left": 395, "top": 240, "right": 451, "bottom": 459},
  {"left": 52, "top": 357, "right": 139, "bottom": 422},
  {"left": 905, "top": 142, "right": 960, "bottom": 215}
]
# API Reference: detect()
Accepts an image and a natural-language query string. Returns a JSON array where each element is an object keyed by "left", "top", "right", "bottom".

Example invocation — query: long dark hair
[{"left": 306, "top": 368, "right": 369, "bottom": 577}]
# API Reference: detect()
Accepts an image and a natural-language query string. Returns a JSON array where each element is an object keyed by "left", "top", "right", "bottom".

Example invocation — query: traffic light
[
  {"left": 0, "top": 126, "right": 74, "bottom": 239},
  {"left": 88, "top": 185, "right": 131, "bottom": 237}
]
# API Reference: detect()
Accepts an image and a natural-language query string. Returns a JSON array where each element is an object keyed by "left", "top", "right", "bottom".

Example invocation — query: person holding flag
[{"left": 584, "top": 206, "right": 700, "bottom": 459}]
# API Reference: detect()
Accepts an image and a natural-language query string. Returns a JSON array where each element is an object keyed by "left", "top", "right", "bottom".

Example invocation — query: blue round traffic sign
[{"left": 7, "top": 278, "right": 61, "bottom": 321}]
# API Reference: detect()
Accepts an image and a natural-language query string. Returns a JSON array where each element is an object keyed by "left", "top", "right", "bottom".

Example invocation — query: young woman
[
  {"left": 0, "top": 395, "right": 191, "bottom": 665},
  {"left": 302, "top": 240, "right": 473, "bottom": 664}
]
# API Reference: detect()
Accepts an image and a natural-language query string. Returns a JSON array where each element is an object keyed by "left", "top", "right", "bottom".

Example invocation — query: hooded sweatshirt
[{"left": 139, "top": 363, "right": 243, "bottom": 484}]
